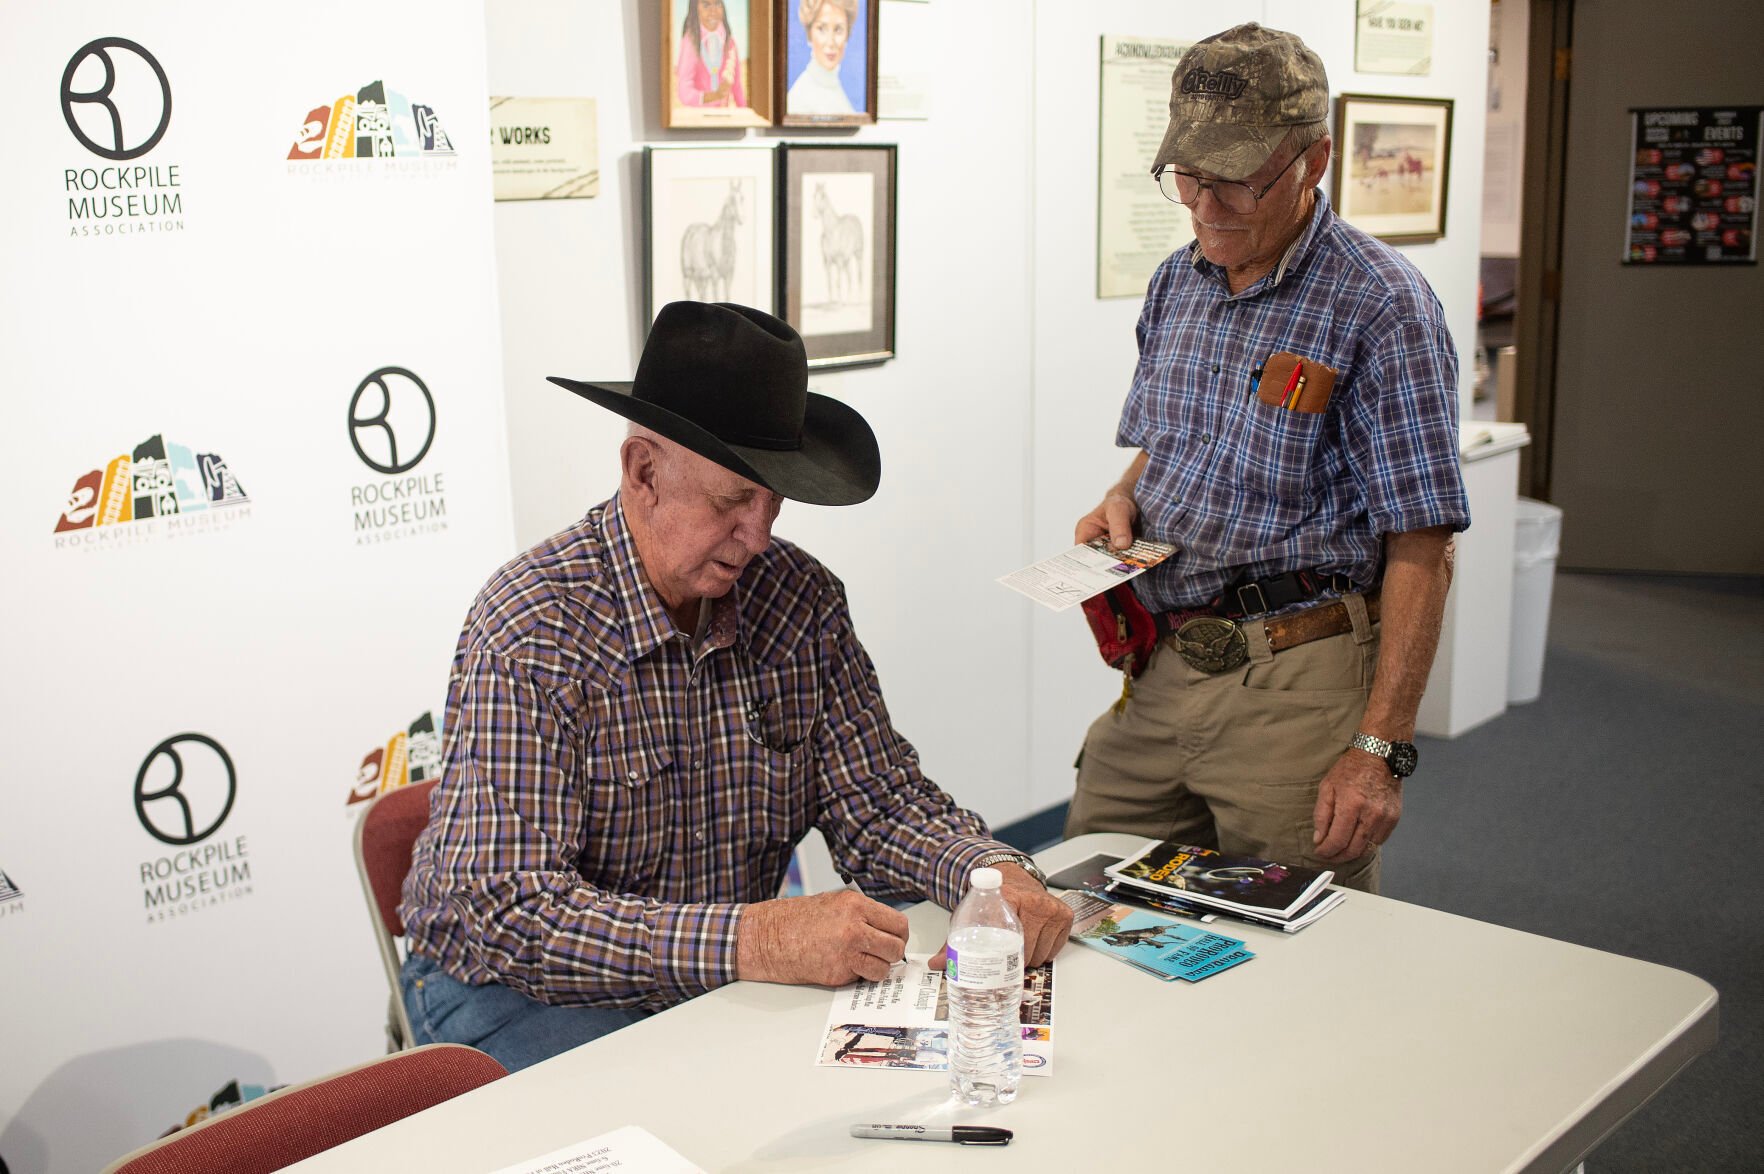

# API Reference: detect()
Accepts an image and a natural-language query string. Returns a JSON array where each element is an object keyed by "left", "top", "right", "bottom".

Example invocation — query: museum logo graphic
[
  {"left": 287, "top": 78, "right": 457, "bottom": 176},
  {"left": 60, "top": 36, "right": 186, "bottom": 238},
  {"left": 134, "top": 733, "right": 254, "bottom": 924},
  {"left": 52, "top": 432, "right": 251, "bottom": 550},
  {"left": 347, "top": 710, "right": 443, "bottom": 806},
  {"left": 348, "top": 366, "right": 448, "bottom": 545},
  {"left": 0, "top": 867, "right": 24, "bottom": 920}
]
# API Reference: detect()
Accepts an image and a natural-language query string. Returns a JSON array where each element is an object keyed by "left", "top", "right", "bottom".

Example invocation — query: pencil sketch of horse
[
  {"left": 813, "top": 183, "right": 864, "bottom": 306},
  {"left": 680, "top": 180, "right": 744, "bottom": 302}
]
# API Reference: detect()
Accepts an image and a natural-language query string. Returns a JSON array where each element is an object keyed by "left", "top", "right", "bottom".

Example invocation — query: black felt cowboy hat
[{"left": 548, "top": 301, "right": 881, "bottom": 506}]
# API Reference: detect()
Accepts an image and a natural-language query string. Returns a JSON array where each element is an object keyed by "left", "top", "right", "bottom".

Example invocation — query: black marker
[{"left": 850, "top": 1124, "right": 1012, "bottom": 1146}]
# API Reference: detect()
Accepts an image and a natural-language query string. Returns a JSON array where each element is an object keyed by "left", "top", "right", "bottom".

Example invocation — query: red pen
[{"left": 1281, "top": 361, "right": 1304, "bottom": 410}]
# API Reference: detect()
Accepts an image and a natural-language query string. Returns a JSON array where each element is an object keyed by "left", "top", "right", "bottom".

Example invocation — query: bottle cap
[{"left": 970, "top": 867, "right": 1002, "bottom": 889}]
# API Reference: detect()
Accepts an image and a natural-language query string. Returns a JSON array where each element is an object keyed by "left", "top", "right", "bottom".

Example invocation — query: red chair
[
  {"left": 352, "top": 779, "right": 439, "bottom": 1051},
  {"left": 100, "top": 1043, "right": 506, "bottom": 1173}
]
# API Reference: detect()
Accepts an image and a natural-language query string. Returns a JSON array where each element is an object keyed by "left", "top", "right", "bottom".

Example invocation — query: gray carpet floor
[{"left": 1382, "top": 572, "right": 1764, "bottom": 1172}]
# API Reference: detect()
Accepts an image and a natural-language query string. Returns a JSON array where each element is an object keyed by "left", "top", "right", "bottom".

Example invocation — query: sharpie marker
[{"left": 850, "top": 1124, "right": 1013, "bottom": 1146}]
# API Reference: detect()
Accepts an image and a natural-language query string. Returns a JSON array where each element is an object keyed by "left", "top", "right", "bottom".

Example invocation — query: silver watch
[{"left": 973, "top": 850, "right": 1047, "bottom": 887}]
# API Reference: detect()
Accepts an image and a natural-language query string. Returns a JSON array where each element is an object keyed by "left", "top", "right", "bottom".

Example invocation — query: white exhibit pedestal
[{"left": 1416, "top": 429, "right": 1530, "bottom": 738}]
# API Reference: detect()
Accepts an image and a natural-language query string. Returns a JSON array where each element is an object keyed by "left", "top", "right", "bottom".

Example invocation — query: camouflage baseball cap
[{"left": 1152, "top": 23, "right": 1329, "bottom": 181}]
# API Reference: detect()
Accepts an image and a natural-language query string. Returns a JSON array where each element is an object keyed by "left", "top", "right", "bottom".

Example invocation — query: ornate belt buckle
[{"left": 1173, "top": 615, "right": 1247, "bottom": 673}]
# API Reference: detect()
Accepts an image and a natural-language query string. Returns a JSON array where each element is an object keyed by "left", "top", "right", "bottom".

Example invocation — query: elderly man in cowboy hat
[
  {"left": 1068, "top": 24, "right": 1469, "bottom": 892},
  {"left": 400, "top": 301, "right": 1071, "bottom": 1072}
]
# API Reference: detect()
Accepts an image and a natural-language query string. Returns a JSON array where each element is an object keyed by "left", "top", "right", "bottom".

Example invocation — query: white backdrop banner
[{"left": 0, "top": 3, "right": 513, "bottom": 1171}]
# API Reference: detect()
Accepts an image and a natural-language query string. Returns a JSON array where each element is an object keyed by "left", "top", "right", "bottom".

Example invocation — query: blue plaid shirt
[
  {"left": 1121, "top": 189, "right": 1470, "bottom": 614},
  {"left": 400, "top": 496, "right": 1011, "bottom": 1011}
]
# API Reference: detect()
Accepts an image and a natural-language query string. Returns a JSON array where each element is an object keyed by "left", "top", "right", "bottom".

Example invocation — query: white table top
[{"left": 289, "top": 834, "right": 1716, "bottom": 1174}]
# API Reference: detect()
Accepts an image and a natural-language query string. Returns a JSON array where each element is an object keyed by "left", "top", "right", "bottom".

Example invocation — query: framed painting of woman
[
  {"left": 663, "top": 0, "right": 773, "bottom": 128},
  {"left": 776, "top": 0, "right": 878, "bottom": 127}
]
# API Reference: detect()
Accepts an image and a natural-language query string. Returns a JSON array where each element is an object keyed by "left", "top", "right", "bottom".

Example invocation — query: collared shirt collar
[
  {"left": 1187, "top": 186, "right": 1336, "bottom": 296},
  {"left": 601, "top": 494, "right": 751, "bottom": 667}
]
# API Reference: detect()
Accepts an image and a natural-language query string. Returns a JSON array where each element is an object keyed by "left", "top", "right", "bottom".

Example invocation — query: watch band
[
  {"left": 1350, "top": 732, "right": 1395, "bottom": 758},
  {"left": 973, "top": 850, "right": 1047, "bottom": 887}
]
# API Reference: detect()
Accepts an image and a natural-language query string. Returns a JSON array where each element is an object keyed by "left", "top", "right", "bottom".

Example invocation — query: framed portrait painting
[
  {"left": 776, "top": 0, "right": 878, "bottom": 127},
  {"left": 644, "top": 146, "right": 777, "bottom": 324},
  {"left": 662, "top": 0, "right": 773, "bottom": 128},
  {"left": 780, "top": 143, "right": 896, "bottom": 367},
  {"left": 1331, "top": 94, "right": 1454, "bottom": 243}
]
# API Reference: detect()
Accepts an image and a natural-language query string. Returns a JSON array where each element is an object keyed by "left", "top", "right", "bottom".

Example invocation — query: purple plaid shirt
[
  {"left": 1121, "top": 189, "right": 1470, "bottom": 614},
  {"left": 400, "top": 496, "right": 1011, "bottom": 1011}
]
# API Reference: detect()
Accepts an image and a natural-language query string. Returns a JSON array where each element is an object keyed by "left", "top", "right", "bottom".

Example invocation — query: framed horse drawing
[
  {"left": 643, "top": 145, "right": 778, "bottom": 325},
  {"left": 1331, "top": 94, "right": 1454, "bottom": 244},
  {"left": 779, "top": 143, "right": 896, "bottom": 367}
]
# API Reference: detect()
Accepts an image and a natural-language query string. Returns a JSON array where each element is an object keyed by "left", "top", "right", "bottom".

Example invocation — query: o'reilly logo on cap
[{"left": 1181, "top": 68, "right": 1248, "bottom": 99}]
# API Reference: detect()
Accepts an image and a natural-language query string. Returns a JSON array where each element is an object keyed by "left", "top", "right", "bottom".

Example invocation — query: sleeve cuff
[{"left": 648, "top": 901, "right": 745, "bottom": 1001}]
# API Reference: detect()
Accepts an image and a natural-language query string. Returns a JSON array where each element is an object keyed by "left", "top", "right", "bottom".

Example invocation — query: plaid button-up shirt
[
  {"left": 401, "top": 496, "right": 1010, "bottom": 1011},
  {"left": 1122, "top": 189, "right": 1471, "bottom": 614}
]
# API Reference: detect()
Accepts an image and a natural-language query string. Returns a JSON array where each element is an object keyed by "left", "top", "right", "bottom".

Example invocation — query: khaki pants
[{"left": 1066, "top": 600, "right": 1383, "bottom": 893}]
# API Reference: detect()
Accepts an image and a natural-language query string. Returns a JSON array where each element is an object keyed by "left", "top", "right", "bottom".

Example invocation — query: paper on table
[
  {"left": 998, "top": 537, "right": 1176, "bottom": 612},
  {"left": 489, "top": 1125, "right": 705, "bottom": 1174},
  {"left": 816, "top": 954, "right": 1055, "bottom": 1075}
]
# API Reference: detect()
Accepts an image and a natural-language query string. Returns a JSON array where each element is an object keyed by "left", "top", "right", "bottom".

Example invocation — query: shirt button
[
  {"left": 626, "top": 770, "right": 639, "bottom": 782},
  {"left": 1200, "top": 433, "right": 1213, "bottom": 444},
  {"left": 1212, "top": 364, "right": 1221, "bottom": 374},
  {"left": 694, "top": 830, "right": 705, "bottom": 842}
]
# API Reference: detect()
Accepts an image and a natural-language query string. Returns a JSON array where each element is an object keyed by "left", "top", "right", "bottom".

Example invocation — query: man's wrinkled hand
[
  {"left": 926, "top": 862, "right": 1073, "bottom": 971},
  {"left": 737, "top": 890, "right": 909, "bottom": 987},
  {"left": 1074, "top": 490, "right": 1139, "bottom": 552},
  {"left": 1311, "top": 749, "right": 1403, "bottom": 863}
]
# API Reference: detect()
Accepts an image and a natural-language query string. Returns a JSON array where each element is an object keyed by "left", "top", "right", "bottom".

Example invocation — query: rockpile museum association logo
[
  {"left": 0, "top": 867, "right": 24, "bottom": 920},
  {"left": 348, "top": 366, "right": 448, "bottom": 545},
  {"left": 347, "top": 711, "right": 442, "bottom": 806},
  {"left": 52, "top": 432, "right": 250, "bottom": 549},
  {"left": 60, "top": 36, "right": 186, "bottom": 238},
  {"left": 287, "top": 79, "right": 457, "bottom": 174},
  {"left": 134, "top": 733, "right": 254, "bottom": 924}
]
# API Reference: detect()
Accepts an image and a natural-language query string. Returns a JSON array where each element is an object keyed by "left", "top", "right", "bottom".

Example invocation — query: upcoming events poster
[{"left": 1626, "top": 107, "right": 1760, "bottom": 264}]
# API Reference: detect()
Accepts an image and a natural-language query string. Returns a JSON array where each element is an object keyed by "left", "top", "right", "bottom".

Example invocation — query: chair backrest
[
  {"left": 102, "top": 1043, "right": 506, "bottom": 1174},
  {"left": 352, "top": 779, "right": 438, "bottom": 1050}
]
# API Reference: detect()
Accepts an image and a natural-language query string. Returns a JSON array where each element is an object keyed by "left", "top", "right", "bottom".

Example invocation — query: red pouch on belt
[{"left": 1080, "top": 584, "right": 1159, "bottom": 710}]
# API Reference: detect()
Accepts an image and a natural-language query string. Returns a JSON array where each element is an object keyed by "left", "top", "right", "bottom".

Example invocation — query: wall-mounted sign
[
  {"left": 489, "top": 96, "right": 599, "bottom": 200},
  {"left": 1096, "top": 34, "right": 1194, "bottom": 299},
  {"left": 1355, "top": 1, "right": 1434, "bottom": 77},
  {"left": 1625, "top": 107, "right": 1759, "bottom": 265}
]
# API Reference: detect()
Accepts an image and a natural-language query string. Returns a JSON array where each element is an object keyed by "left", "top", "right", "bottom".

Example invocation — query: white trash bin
[{"left": 1507, "top": 498, "right": 1564, "bottom": 704}]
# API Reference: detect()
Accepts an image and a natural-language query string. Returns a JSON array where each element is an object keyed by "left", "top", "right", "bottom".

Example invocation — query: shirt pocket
[
  {"left": 577, "top": 734, "right": 674, "bottom": 891},
  {"left": 737, "top": 664, "right": 821, "bottom": 849},
  {"left": 1237, "top": 397, "right": 1329, "bottom": 503}
]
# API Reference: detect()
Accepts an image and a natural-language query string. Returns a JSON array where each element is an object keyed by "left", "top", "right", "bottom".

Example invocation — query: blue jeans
[{"left": 400, "top": 953, "right": 653, "bottom": 1073}]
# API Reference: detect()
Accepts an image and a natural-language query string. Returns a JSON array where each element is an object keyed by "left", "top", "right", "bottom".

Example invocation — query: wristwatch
[
  {"left": 973, "top": 850, "right": 1047, "bottom": 887},
  {"left": 1350, "top": 732, "right": 1419, "bottom": 779}
]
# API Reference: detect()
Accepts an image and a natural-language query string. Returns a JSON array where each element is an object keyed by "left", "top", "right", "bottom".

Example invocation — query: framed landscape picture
[
  {"left": 776, "top": 0, "right": 878, "bottom": 127},
  {"left": 643, "top": 146, "right": 777, "bottom": 323},
  {"left": 780, "top": 143, "right": 896, "bottom": 367},
  {"left": 1331, "top": 94, "right": 1454, "bottom": 243},
  {"left": 662, "top": 0, "right": 773, "bottom": 128}
]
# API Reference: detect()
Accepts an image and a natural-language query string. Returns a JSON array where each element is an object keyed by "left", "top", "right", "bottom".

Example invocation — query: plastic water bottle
[{"left": 945, "top": 867, "right": 1024, "bottom": 1106}]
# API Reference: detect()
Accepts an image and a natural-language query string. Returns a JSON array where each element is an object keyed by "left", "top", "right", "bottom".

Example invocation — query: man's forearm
[{"left": 1360, "top": 527, "right": 1453, "bottom": 740}]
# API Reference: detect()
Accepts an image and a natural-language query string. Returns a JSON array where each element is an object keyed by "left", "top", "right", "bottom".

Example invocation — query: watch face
[{"left": 1388, "top": 742, "right": 1419, "bottom": 778}]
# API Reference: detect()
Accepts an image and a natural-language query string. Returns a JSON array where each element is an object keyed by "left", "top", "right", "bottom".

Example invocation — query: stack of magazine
[{"left": 1098, "top": 841, "right": 1345, "bottom": 933}]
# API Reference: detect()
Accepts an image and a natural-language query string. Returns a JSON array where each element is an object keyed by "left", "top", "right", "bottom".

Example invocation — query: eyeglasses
[{"left": 1155, "top": 147, "right": 1307, "bottom": 214}]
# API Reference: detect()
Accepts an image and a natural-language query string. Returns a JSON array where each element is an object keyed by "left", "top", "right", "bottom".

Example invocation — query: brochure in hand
[
  {"left": 1058, "top": 890, "right": 1254, "bottom": 983},
  {"left": 1105, "top": 840, "right": 1334, "bottom": 921}
]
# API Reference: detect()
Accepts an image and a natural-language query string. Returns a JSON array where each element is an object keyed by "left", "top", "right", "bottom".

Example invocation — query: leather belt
[{"left": 1166, "top": 594, "right": 1381, "bottom": 673}]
